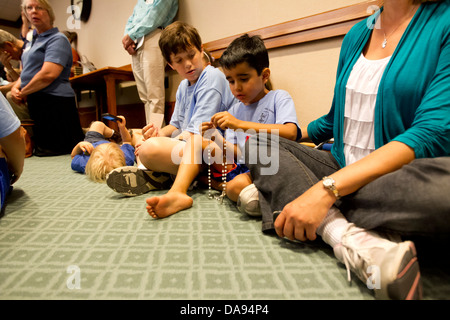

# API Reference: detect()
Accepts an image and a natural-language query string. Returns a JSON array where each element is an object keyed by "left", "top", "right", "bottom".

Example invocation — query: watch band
[{"left": 322, "top": 176, "right": 341, "bottom": 200}]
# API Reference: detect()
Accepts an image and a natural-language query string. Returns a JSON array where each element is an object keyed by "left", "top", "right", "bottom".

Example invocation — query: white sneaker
[
  {"left": 334, "top": 224, "right": 422, "bottom": 300},
  {"left": 237, "top": 184, "right": 261, "bottom": 217}
]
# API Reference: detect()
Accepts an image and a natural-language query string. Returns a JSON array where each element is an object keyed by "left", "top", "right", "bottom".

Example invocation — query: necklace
[
  {"left": 207, "top": 131, "right": 227, "bottom": 204},
  {"left": 380, "top": 6, "right": 417, "bottom": 49}
]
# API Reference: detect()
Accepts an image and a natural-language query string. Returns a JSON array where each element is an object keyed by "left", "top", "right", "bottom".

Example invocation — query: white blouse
[{"left": 344, "top": 53, "right": 391, "bottom": 165}]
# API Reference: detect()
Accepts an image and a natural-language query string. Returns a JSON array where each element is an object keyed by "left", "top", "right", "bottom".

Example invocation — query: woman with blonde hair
[{"left": 10, "top": 0, "right": 83, "bottom": 156}]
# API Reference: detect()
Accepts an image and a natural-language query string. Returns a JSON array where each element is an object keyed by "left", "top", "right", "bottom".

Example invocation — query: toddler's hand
[
  {"left": 79, "top": 141, "right": 94, "bottom": 155},
  {"left": 117, "top": 115, "right": 126, "bottom": 128}
]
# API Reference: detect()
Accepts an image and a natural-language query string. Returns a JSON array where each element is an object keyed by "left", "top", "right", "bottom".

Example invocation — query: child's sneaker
[
  {"left": 106, "top": 166, "right": 173, "bottom": 196},
  {"left": 333, "top": 223, "right": 422, "bottom": 300},
  {"left": 237, "top": 184, "right": 261, "bottom": 217}
]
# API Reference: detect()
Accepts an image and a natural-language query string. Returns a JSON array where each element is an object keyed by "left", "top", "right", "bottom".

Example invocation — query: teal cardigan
[{"left": 308, "top": 1, "right": 450, "bottom": 168}]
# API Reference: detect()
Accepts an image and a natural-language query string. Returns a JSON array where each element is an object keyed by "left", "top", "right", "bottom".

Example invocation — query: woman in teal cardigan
[
  {"left": 246, "top": 0, "right": 449, "bottom": 300},
  {"left": 309, "top": 0, "right": 449, "bottom": 166}
]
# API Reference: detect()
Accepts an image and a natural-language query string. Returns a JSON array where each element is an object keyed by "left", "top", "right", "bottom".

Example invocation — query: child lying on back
[{"left": 71, "top": 117, "right": 136, "bottom": 182}]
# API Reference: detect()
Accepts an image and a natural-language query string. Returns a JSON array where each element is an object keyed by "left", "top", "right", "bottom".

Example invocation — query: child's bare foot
[{"left": 146, "top": 191, "right": 193, "bottom": 219}]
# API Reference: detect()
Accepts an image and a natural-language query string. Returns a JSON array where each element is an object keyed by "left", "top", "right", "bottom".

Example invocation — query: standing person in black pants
[{"left": 10, "top": 0, "right": 83, "bottom": 156}]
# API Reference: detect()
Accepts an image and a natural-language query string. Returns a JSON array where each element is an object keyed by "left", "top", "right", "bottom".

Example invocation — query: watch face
[{"left": 323, "top": 178, "right": 333, "bottom": 188}]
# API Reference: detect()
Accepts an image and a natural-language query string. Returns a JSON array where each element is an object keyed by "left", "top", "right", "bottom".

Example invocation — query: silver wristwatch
[{"left": 322, "top": 176, "right": 341, "bottom": 199}]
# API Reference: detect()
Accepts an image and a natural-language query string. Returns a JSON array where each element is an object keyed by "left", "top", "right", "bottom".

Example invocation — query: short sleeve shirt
[
  {"left": 0, "top": 92, "right": 21, "bottom": 139},
  {"left": 226, "top": 90, "right": 301, "bottom": 160},
  {"left": 169, "top": 66, "right": 237, "bottom": 134},
  {"left": 21, "top": 28, "right": 75, "bottom": 97}
]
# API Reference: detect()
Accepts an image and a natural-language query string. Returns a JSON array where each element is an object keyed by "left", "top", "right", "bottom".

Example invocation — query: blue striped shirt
[{"left": 125, "top": 0, "right": 178, "bottom": 41}]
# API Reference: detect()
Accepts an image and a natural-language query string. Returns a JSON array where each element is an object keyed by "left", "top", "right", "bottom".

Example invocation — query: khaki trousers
[{"left": 132, "top": 28, "right": 166, "bottom": 127}]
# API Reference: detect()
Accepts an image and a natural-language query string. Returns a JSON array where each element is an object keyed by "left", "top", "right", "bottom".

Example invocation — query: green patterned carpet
[{"left": 0, "top": 155, "right": 448, "bottom": 300}]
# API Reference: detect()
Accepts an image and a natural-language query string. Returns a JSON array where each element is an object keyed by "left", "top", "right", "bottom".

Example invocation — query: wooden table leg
[{"left": 104, "top": 75, "right": 118, "bottom": 116}]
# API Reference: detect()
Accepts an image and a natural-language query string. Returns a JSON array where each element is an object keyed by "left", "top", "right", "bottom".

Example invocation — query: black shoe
[
  {"left": 106, "top": 166, "right": 173, "bottom": 196},
  {"left": 33, "top": 146, "right": 66, "bottom": 157}
]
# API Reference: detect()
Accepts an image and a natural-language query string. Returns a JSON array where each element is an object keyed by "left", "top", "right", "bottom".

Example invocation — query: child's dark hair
[
  {"left": 220, "top": 34, "right": 269, "bottom": 75},
  {"left": 159, "top": 21, "right": 203, "bottom": 64}
]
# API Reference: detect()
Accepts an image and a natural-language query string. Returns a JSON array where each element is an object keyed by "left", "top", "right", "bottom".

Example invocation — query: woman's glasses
[{"left": 25, "top": 6, "right": 46, "bottom": 13}]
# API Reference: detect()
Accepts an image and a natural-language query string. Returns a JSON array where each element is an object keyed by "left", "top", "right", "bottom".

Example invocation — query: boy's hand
[
  {"left": 201, "top": 121, "right": 214, "bottom": 137},
  {"left": 201, "top": 122, "right": 224, "bottom": 144},
  {"left": 211, "top": 112, "right": 241, "bottom": 130},
  {"left": 134, "top": 139, "right": 144, "bottom": 158},
  {"left": 142, "top": 123, "right": 159, "bottom": 140}
]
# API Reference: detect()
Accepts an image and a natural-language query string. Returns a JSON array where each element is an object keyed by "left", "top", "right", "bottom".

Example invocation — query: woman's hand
[
  {"left": 21, "top": 9, "right": 30, "bottom": 27},
  {"left": 10, "top": 85, "right": 25, "bottom": 104},
  {"left": 274, "top": 183, "right": 336, "bottom": 242}
]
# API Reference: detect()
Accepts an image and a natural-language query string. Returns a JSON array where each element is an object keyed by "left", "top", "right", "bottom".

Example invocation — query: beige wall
[
  {"left": 49, "top": 0, "right": 134, "bottom": 68},
  {"left": 0, "top": 25, "right": 21, "bottom": 38},
  {"left": 47, "top": 0, "right": 365, "bottom": 127},
  {"left": 178, "top": 0, "right": 362, "bottom": 42}
]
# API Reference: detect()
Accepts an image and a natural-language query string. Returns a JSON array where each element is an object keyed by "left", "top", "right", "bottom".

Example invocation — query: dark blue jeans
[
  {"left": 245, "top": 135, "right": 450, "bottom": 239},
  {"left": 0, "top": 158, "right": 11, "bottom": 212}
]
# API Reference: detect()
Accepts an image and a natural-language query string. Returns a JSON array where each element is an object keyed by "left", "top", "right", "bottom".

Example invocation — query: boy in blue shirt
[
  {"left": 106, "top": 22, "right": 236, "bottom": 196},
  {"left": 146, "top": 34, "right": 301, "bottom": 219},
  {"left": 0, "top": 92, "right": 25, "bottom": 216}
]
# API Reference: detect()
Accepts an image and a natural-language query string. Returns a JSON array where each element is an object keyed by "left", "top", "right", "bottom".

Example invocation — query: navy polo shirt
[{"left": 21, "top": 28, "right": 75, "bottom": 97}]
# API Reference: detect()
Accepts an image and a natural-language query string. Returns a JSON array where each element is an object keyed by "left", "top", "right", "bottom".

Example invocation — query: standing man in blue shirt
[{"left": 122, "top": 0, "right": 178, "bottom": 128}]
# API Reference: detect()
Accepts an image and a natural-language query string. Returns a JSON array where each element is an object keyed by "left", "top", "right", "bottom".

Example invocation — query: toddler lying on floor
[{"left": 71, "top": 117, "right": 138, "bottom": 182}]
